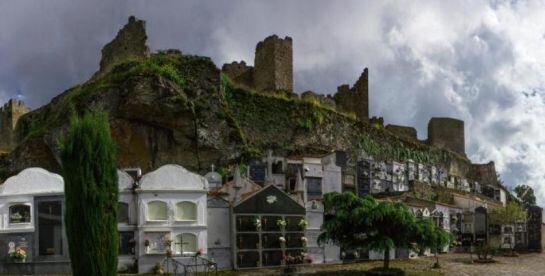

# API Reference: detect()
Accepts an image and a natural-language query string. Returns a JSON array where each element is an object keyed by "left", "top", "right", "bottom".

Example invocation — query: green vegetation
[
  {"left": 489, "top": 202, "right": 527, "bottom": 253},
  {"left": 514, "top": 184, "right": 537, "bottom": 209},
  {"left": 319, "top": 192, "right": 453, "bottom": 274},
  {"left": 413, "top": 219, "right": 453, "bottom": 268},
  {"left": 359, "top": 134, "right": 452, "bottom": 165},
  {"left": 60, "top": 111, "right": 119, "bottom": 276},
  {"left": 221, "top": 73, "right": 355, "bottom": 153},
  {"left": 17, "top": 53, "right": 198, "bottom": 142}
]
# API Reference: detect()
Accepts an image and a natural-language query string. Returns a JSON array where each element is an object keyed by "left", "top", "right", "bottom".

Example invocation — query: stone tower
[
  {"left": 0, "top": 99, "right": 30, "bottom": 152},
  {"left": 334, "top": 68, "right": 369, "bottom": 121},
  {"left": 95, "top": 16, "right": 150, "bottom": 77},
  {"left": 253, "top": 35, "right": 293, "bottom": 92},
  {"left": 427, "top": 117, "right": 465, "bottom": 155}
]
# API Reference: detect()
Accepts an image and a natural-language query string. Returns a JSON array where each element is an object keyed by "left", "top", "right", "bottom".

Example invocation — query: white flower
[
  {"left": 279, "top": 237, "right": 286, "bottom": 243},
  {"left": 301, "top": 236, "right": 308, "bottom": 243}
]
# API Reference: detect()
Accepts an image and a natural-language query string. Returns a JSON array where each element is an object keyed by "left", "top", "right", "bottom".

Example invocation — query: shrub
[{"left": 61, "top": 111, "right": 118, "bottom": 275}]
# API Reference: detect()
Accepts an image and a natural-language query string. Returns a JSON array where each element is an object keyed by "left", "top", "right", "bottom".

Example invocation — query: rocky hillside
[{"left": 0, "top": 17, "right": 471, "bottom": 178}]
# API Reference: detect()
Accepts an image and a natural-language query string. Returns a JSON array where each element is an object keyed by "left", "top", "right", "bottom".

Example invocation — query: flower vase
[{"left": 145, "top": 246, "right": 150, "bottom": 254}]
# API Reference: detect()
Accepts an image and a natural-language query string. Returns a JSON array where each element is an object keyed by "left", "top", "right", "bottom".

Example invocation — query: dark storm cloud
[{"left": 3, "top": 0, "right": 545, "bottom": 203}]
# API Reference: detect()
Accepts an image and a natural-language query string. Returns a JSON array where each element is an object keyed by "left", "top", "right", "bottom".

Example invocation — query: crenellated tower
[{"left": 0, "top": 99, "right": 30, "bottom": 152}]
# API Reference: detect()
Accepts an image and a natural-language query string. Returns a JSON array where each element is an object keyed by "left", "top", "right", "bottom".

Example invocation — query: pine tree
[{"left": 60, "top": 111, "right": 118, "bottom": 276}]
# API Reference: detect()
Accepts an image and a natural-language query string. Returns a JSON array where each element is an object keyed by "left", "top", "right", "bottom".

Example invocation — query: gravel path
[{"left": 438, "top": 252, "right": 545, "bottom": 276}]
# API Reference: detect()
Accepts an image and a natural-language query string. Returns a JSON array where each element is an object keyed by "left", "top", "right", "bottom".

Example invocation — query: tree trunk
[
  {"left": 435, "top": 247, "right": 439, "bottom": 267},
  {"left": 384, "top": 248, "right": 390, "bottom": 270}
]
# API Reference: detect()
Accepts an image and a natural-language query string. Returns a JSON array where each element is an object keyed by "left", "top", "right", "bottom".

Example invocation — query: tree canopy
[
  {"left": 61, "top": 111, "right": 119, "bottom": 276},
  {"left": 489, "top": 202, "right": 527, "bottom": 226},
  {"left": 514, "top": 185, "right": 536, "bottom": 209},
  {"left": 319, "top": 192, "right": 421, "bottom": 270}
]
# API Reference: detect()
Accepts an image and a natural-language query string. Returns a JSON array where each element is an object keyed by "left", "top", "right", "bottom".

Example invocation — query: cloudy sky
[{"left": 2, "top": 0, "right": 545, "bottom": 203}]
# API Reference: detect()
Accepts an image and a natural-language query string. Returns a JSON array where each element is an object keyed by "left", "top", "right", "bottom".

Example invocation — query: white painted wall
[{"left": 0, "top": 168, "right": 63, "bottom": 233}]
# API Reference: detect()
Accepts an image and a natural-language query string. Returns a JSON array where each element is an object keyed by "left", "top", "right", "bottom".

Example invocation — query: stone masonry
[
  {"left": 96, "top": 16, "right": 151, "bottom": 77},
  {"left": 427, "top": 117, "right": 465, "bottom": 155},
  {"left": 334, "top": 68, "right": 369, "bottom": 121},
  {"left": 0, "top": 99, "right": 30, "bottom": 152},
  {"left": 221, "top": 61, "right": 254, "bottom": 89},
  {"left": 254, "top": 35, "right": 293, "bottom": 92},
  {"left": 385, "top": 124, "right": 418, "bottom": 140},
  {"left": 222, "top": 35, "right": 293, "bottom": 93}
]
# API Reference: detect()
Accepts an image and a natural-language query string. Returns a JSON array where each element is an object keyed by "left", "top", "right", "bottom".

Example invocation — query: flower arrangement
[
  {"left": 301, "top": 236, "right": 308, "bottom": 245},
  {"left": 144, "top": 239, "right": 150, "bottom": 247},
  {"left": 279, "top": 236, "right": 286, "bottom": 243},
  {"left": 9, "top": 247, "right": 26, "bottom": 262},
  {"left": 254, "top": 217, "right": 262, "bottom": 230},
  {"left": 298, "top": 219, "right": 308, "bottom": 230},
  {"left": 164, "top": 238, "right": 173, "bottom": 247},
  {"left": 276, "top": 219, "right": 287, "bottom": 229},
  {"left": 196, "top": 248, "right": 204, "bottom": 257},
  {"left": 304, "top": 254, "right": 314, "bottom": 264}
]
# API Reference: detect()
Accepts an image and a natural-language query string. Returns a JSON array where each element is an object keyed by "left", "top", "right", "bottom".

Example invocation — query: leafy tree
[
  {"left": 319, "top": 192, "right": 418, "bottom": 271},
  {"left": 60, "top": 111, "right": 119, "bottom": 276},
  {"left": 318, "top": 192, "right": 378, "bottom": 249},
  {"left": 364, "top": 201, "right": 418, "bottom": 270},
  {"left": 413, "top": 219, "right": 452, "bottom": 268},
  {"left": 489, "top": 202, "right": 527, "bottom": 253},
  {"left": 514, "top": 185, "right": 536, "bottom": 209}
]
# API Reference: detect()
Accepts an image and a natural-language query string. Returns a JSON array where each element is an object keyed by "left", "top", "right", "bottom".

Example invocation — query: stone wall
[
  {"left": 427, "top": 117, "right": 465, "bottom": 154},
  {"left": 96, "top": 16, "right": 150, "bottom": 77},
  {"left": 254, "top": 35, "right": 293, "bottom": 92},
  {"left": 221, "top": 61, "right": 254, "bottom": 89},
  {"left": 0, "top": 99, "right": 30, "bottom": 152},
  {"left": 334, "top": 68, "right": 369, "bottom": 121},
  {"left": 385, "top": 124, "right": 417, "bottom": 140},
  {"left": 471, "top": 161, "right": 497, "bottom": 187}
]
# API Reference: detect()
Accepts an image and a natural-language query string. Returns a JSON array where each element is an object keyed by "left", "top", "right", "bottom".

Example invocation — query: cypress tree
[{"left": 60, "top": 111, "right": 118, "bottom": 275}]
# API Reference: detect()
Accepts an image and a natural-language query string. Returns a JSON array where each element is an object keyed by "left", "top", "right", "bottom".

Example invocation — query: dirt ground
[{"left": 216, "top": 252, "right": 545, "bottom": 276}]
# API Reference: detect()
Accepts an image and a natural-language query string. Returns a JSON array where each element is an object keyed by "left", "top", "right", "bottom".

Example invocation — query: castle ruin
[
  {"left": 222, "top": 35, "right": 293, "bottom": 92},
  {"left": 334, "top": 68, "right": 369, "bottom": 122},
  {"left": 427, "top": 117, "right": 465, "bottom": 155},
  {"left": 95, "top": 16, "right": 151, "bottom": 78},
  {"left": 0, "top": 99, "right": 30, "bottom": 152}
]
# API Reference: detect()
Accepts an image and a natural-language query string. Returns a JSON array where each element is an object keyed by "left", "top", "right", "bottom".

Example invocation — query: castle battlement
[
  {"left": 222, "top": 34, "right": 293, "bottom": 93},
  {"left": 0, "top": 98, "right": 30, "bottom": 152},
  {"left": 334, "top": 68, "right": 369, "bottom": 121}
]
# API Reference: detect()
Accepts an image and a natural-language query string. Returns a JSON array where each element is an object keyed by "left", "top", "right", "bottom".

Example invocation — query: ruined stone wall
[
  {"left": 334, "top": 68, "right": 369, "bottom": 121},
  {"left": 385, "top": 124, "right": 417, "bottom": 140},
  {"left": 254, "top": 35, "right": 293, "bottom": 92},
  {"left": 427, "top": 117, "right": 465, "bottom": 154},
  {"left": 96, "top": 16, "right": 150, "bottom": 77},
  {"left": 471, "top": 161, "right": 497, "bottom": 187},
  {"left": 0, "top": 99, "right": 30, "bottom": 152},
  {"left": 221, "top": 61, "right": 254, "bottom": 89}
]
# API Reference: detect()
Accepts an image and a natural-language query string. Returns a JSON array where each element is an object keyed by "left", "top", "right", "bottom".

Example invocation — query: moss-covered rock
[{"left": 4, "top": 51, "right": 471, "bottom": 179}]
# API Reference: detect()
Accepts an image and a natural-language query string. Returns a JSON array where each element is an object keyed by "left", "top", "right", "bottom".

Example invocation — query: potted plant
[
  {"left": 254, "top": 217, "right": 262, "bottom": 230},
  {"left": 9, "top": 247, "right": 26, "bottom": 263}
]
